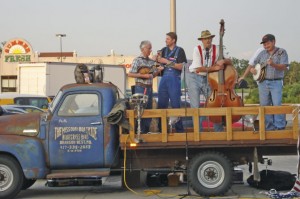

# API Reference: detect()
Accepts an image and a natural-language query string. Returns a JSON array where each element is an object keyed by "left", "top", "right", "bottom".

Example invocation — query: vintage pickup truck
[{"left": 0, "top": 82, "right": 298, "bottom": 199}]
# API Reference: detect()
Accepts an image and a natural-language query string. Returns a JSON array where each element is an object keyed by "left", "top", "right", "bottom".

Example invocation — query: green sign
[{"left": 4, "top": 55, "right": 31, "bottom": 62}]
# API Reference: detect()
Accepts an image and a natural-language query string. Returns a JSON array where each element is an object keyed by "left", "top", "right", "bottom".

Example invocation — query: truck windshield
[
  {"left": 58, "top": 93, "right": 99, "bottom": 116},
  {"left": 49, "top": 91, "right": 62, "bottom": 112}
]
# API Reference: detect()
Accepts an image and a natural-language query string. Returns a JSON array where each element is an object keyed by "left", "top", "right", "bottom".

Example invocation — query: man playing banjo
[{"left": 239, "top": 34, "right": 289, "bottom": 130}]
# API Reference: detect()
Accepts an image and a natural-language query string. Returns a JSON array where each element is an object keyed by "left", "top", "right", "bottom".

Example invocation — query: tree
[
  {"left": 232, "top": 57, "right": 300, "bottom": 104},
  {"left": 0, "top": 41, "right": 6, "bottom": 54},
  {"left": 284, "top": 61, "right": 300, "bottom": 86},
  {"left": 232, "top": 57, "right": 258, "bottom": 95}
]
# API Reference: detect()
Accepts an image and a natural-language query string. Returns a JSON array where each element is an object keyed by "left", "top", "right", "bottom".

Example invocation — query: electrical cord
[{"left": 123, "top": 135, "right": 204, "bottom": 198}]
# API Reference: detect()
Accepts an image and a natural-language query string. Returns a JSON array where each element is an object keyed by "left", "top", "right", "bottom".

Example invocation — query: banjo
[
  {"left": 253, "top": 63, "right": 267, "bottom": 82},
  {"left": 253, "top": 48, "right": 280, "bottom": 82}
]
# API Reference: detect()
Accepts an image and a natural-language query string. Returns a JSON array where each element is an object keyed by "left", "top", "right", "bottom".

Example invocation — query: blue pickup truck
[
  {"left": 0, "top": 83, "right": 120, "bottom": 199},
  {"left": 0, "top": 82, "right": 298, "bottom": 199}
]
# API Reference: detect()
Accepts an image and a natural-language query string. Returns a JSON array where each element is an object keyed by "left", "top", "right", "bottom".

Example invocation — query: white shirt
[
  {"left": 249, "top": 48, "right": 264, "bottom": 66},
  {"left": 189, "top": 44, "right": 219, "bottom": 76}
]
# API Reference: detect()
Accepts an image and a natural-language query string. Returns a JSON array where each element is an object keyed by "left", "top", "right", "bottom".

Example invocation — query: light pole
[{"left": 55, "top": 34, "right": 66, "bottom": 62}]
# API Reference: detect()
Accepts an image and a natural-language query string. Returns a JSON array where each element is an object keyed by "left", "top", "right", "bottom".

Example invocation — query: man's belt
[
  {"left": 264, "top": 78, "right": 283, "bottom": 81},
  {"left": 135, "top": 82, "right": 152, "bottom": 88}
]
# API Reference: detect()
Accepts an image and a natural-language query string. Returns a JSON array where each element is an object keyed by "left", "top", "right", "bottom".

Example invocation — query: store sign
[
  {"left": 3, "top": 39, "right": 32, "bottom": 62},
  {"left": 5, "top": 55, "right": 31, "bottom": 62}
]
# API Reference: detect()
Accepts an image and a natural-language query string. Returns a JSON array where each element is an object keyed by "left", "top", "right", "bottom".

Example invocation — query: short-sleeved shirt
[
  {"left": 253, "top": 47, "right": 289, "bottom": 79},
  {"left": 129, "top": 55, "right": 156, "bottom": 85}
]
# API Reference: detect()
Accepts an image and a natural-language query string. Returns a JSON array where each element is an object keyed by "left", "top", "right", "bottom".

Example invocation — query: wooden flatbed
[{"left": 120, "top": 105, "right": 299, "bottom": 150}]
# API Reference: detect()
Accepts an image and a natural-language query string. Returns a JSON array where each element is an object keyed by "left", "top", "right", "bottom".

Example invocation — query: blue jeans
[
  {"left": 158, "top": 68, "right": 184, "bottom": 132},
  {"left": 135, "top": 85, "right": 153, "bottom": 133},
  {"left": 187, "top": 72, "right": 223, "bottom": 132},
  {"left": 259, "top": 80, "right": 286, "bottom": 130}
]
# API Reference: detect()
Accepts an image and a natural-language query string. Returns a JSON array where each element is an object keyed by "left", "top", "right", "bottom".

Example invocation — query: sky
[{"left": 1, "top": 0, "right": 299, "bottom": 62}]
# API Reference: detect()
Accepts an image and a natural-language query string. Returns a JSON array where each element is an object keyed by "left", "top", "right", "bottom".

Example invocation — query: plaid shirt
[
  {"left": 129, "top": 55, "right": 156, "bottom": 85},
  {"left": 253, "top": 47, "right": 289, "bottom": 79}
]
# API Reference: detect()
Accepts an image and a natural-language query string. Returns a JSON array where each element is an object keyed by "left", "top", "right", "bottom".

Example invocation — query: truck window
[{"left": 58, "top": 93, "right": 99, "bottom": 116}]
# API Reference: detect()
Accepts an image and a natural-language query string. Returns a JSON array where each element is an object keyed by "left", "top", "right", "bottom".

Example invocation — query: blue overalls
[{"left": 158, "top": 47, "right": 184, "bottom": 132}]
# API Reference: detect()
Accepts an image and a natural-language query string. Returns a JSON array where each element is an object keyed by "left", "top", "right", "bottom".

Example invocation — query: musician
[
  {"left": 156, "top": 32, "right": 187, "bottom": 132},
  {"left": 188, "top": 30, "right": 232, "bottom": 132},
  {"left": 128, "top": 40, "right": 163, "bottom": 133},
  {"left": 239, "top": 34, "right": 289, "bottom": 130}
]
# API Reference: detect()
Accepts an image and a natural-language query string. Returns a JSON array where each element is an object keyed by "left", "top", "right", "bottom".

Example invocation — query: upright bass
[{"left": 206, "top": 19, "right": 243, "bottom": 123}]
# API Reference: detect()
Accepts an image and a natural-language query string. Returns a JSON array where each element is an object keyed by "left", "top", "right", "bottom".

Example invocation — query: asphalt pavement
[{"left": 16, "top": 155, "right": 298, "bottom": 199}]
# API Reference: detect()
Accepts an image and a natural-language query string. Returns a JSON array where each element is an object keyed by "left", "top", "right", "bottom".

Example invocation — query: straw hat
[{"left": 198, "top": 30, "right": 215, "bottom": 40}]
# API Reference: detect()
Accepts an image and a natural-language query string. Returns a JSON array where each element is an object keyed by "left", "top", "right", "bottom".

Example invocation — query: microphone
[{"left": 205, "top": 48, "right": 209, "bottom": 61}]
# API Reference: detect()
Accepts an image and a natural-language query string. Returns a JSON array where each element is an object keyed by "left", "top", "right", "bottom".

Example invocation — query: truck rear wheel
[
  {"left": 0, "top": 155, "right": 24, "bottom": 199},
  {"left": 188, "top": 151, "right": 233, "bottom": 196}
]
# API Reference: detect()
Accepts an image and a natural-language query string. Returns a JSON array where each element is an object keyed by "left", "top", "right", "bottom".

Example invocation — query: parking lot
[{"left": 16, "top": 155, "right": 298, "bottom": 199}]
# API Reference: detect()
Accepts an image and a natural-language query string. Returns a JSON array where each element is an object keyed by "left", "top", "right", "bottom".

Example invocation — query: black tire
[
  {"left": 188, "top": 151, "right": 233, "bottom": 196},
  {"left": 22, "top": 178, "right": 36, "bottom": 190},
  {"left": 0, "top": 155, "right": 24, "bottom": 199}
]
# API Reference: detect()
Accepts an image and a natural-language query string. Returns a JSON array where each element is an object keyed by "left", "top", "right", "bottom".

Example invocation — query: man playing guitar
[{"left": 239, "top": 34, "right": 289, "bottom": 130}]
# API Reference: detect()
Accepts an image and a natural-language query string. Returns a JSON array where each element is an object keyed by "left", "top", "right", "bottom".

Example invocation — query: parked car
[
  {"left": 0, "top": 106, "right": 27, "bottom": 116},
  {"left": 1, "top": 105, "right": 44, "bottom": 113},
  {"left": 0, "top": 93, "right": 51, "bottom": 110}
]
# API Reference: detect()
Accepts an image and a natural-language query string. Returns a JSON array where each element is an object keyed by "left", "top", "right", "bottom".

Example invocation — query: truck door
[{"left": 49, "top": 91, "right": 104, "bottom": 169}]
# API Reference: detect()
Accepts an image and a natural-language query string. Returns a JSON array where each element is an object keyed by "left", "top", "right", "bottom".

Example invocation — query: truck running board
[
  {"left": 46, "top": 168, "right": 110, "bottom": 179},
  {"left": 46, "top": 168, "right": 110, "bottom": 187}
]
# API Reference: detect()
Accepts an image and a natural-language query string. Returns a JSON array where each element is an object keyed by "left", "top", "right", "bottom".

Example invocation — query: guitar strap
[{"left": 268, "top": 47, "right": 280, "bottom": 60}]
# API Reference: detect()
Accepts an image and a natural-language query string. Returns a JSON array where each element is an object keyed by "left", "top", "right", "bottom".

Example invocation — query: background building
[{"left": 0, "top": 38, "right": 161, "bottom": 95}]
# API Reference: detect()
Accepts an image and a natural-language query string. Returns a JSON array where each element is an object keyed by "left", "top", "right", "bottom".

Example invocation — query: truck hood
[{"left": 0, "top": 113, "right": 41, "bottom": 136}]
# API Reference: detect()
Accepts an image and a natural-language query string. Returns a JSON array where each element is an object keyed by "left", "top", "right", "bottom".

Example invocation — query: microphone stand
[
  {"left": 178, "top": 62, "right": 199, "bottom": 198},
  {"left": 204, "top": 48, "right": 211, "bottom": 132}
]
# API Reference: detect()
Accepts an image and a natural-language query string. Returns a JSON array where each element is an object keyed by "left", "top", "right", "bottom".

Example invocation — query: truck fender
[{"left": 0, "top": 135, "right": 48, "bottom": 179}]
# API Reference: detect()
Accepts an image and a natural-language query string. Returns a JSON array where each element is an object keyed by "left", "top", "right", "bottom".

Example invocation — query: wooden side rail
[{"left": 119, "top": 105, "right": 299, "bottom": 145}]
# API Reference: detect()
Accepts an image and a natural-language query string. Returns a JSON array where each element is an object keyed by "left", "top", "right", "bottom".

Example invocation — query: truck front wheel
[
  {"left": 188, "top": 151, "right": 233, "bottom": 196},
  {"left": 22, "top": 178, "right": 36, "bottom": 190},
  {"left": 0, "top": 155, "right": 24, "bottom": 199}
]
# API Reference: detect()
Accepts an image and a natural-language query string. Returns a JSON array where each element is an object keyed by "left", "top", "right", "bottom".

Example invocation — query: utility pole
[{"left": 170, "top": 0, "right": 176, "bottom": 32}]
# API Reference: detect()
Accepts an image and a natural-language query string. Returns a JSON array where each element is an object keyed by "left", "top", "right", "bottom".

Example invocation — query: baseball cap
[{"left": 260, "top": 34, "right": 275, "bottom": 44}]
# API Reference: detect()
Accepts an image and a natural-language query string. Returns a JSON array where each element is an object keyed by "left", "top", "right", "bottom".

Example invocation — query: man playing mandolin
[
  {"left": 188, "top": 30, "right": 232, "bottom": 132},
  {"left": 128, "top": 40, "right": 163, "bottom": 133},
  {"left": 239, "top": 34, "right": 289, "bottom": 130}
]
